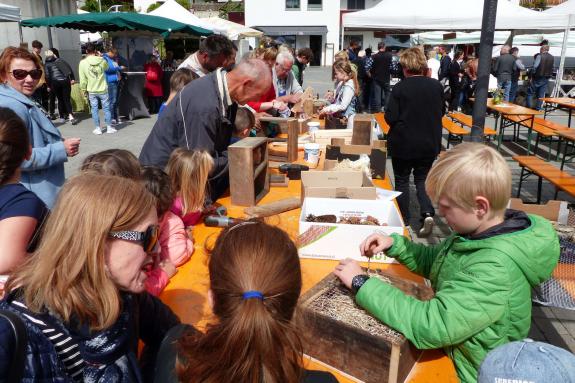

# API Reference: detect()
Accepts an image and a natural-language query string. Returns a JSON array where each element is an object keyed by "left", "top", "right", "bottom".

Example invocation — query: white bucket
[{"left": 304, "top": 143, "right": 320, "bottom": 164}]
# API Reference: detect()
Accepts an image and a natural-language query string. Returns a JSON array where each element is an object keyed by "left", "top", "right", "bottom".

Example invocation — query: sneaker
[
  {"left": 69, "top": 118, "right": 78, "bottom": 125},
  {"left": 111, "top": 119, "right": 117, "bottom": 125},
  {"left": 418, "top": 214, "right": 435, "bottom": 237},
  {"left": 59, "top": 118, "right": 67, "bottom": 124},
  {"left": 106, "top": 125, "right": 117, "bottom": 134},
  {"left": 92, "top": 127, "right": 103, "bottom": 135}
]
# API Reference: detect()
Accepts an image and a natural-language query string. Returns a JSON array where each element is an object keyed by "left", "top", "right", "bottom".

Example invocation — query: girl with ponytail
[{"left": 155, "top": 221, "right": 338, "bottom": 383}]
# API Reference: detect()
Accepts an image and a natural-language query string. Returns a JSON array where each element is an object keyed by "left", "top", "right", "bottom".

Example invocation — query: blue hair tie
[{"left": 242, "top": 290, "right": 264, "bottom": 300}]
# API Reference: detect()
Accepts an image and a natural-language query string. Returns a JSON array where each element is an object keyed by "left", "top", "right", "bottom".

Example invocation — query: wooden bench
[
  {"left": 506, "top": 115, "right": 568, "bottom": 159},
  {"left": 514, "top": 155, "right": 575, "bottom": 203},
  {"left": 448, "top": 112, "right": 497, "bottom": 136},
  {"left": 373, "top": 112, "right": 390, "bottom": 136},
  {"left": 442, "top": 116, "right": 469, "bottom": 148}
]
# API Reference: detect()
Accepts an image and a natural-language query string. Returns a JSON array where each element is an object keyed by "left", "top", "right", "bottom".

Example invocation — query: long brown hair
[
  {"left": 166, "top": 148, "right": 213, "bottom": 215},
  {"left": 178, "top": 221, "right": 304, "bottom": 383},
  {"left": 0, "top": 107, "right": 29, "bottom": 185},
  {"left": 6, "top": 174, "right": 156, "bottom": 330},
  {"left": 333, "top": 59, "right": 359, "bottom": 96}
]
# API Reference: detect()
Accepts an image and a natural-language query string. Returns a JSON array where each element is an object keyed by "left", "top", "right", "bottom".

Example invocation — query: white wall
[
  {"left": 245, "top": 0, "right": 340, "bottom": 65},
  {"left": 0, "top": 0, "right": 81, "bottom": 77}
]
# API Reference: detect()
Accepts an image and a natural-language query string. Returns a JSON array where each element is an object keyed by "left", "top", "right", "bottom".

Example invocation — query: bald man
[{"left": 140, "top": 59, "right": 271, "bottom": 202}]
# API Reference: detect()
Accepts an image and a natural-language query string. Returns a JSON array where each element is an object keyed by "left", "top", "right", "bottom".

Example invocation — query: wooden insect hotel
[
  {"left": 228, "top": 137, "right": 270, "bottom": 206},
  {"left": 299, "top": 271, "right": 434, "bottom": 383}
]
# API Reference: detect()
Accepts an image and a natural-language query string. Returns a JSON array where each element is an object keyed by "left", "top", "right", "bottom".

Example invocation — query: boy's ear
[{"left": 475, "top": 196, "right": 490, "bottom": 218}]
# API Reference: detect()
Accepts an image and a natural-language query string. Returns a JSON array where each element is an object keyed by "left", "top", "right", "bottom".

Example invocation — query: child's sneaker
[
  {"left": 106, "top": 125, "right": 117, "bottom": 134},
  {"left": 418, "top": 214, "right": 435, "bottom": 237},
  {"left": 93, "top": 127, "right": 103, "bottom": 135}
]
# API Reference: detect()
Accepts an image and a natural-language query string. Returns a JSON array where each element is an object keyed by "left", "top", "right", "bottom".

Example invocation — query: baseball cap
[{"left": 478, "top": 339, "right": 575, "bottom": 383}]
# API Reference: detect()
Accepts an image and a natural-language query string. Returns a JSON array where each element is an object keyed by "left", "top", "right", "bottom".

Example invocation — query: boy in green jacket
[{"left": 334, "top": 143, "right": 560, "bottom": 383}]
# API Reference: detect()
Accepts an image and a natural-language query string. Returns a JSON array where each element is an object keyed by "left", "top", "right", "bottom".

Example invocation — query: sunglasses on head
[
  {"left": 109, "top": 225, "right": 159, "bottom": 253},
  {"left": 10, "top": 69, "right": 43, "bottom": 80}
]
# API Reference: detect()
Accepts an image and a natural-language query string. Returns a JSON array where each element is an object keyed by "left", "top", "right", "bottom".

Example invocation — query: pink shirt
[{"left": 170, "top": 196, "right": 202, "bottom": 227}]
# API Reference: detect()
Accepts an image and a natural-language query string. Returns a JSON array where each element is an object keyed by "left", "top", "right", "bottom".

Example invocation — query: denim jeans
[
  {"left": 371, "top": 80, "right": 390, "bottom": 113},
  {"left": 498, "top": 79, "right": 512, "bottom": 102},
  {"left": 89, "top": 92, "right": 112, "bottom": 128},
  {"left": 509, "top": 80, "right": 519, "bottom": 103},
  {"left": 527, "top": 77, "right": 549, "bottom": 110},
  {"left": 107, "top": 81, "right": 119, "bottom": 121},
  {"left": 392, "top": 157, "right": 435, "bottom": 224}
]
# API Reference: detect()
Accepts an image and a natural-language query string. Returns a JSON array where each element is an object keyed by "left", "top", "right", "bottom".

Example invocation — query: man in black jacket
[
  {"left": 438, "top": 45, "right": 452, "bottom": 83},
  {"left": 493, "top": 45, "right": 516, "bottom": 102},
  {"left": 527, "top": 45, "right": 554, "bottom": 110},
  {"left": 370, "top": 42, "right": 392, "bottom": 113},
  {"left": 139, "top": 59, "right": 271, "bottom": 203}
]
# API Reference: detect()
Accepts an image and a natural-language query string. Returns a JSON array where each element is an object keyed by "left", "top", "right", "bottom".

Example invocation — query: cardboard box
[
  {"left": 298, "top": 197, "right": 404, "bottom": 263},
  {"left": 325, "top": 139, "right": 387, "bottom": 179},
  {"left": 508, "top": 198, "right": 569, "bottom": 223},
  {"left": 300, "top": 170, "right": 377, "bottom": 201}
]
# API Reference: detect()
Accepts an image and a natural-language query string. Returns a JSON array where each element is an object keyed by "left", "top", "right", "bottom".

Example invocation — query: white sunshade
[
  {"left": 0, "top": 2, "right": 20, "bottom": 22},
  {"left": 147, "top": 0, "right": 226, "bottom": 35},
  {"left": 204, "top": 17, "right": 262, "bottom": 40},
  {"left": 343, "top": 0, "right": 568, "bottom": 31},
  {"left": 545, "top": 0, "right": 575, "bottom": 14}
]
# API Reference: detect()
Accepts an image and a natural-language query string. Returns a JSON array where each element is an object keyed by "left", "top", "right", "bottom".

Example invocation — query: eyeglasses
[
  {"left": 10, "top": 69, "right": 43, "bottom": 80},
  {"left": 109, "top": 225, "right": 159, "bottom": 253}
]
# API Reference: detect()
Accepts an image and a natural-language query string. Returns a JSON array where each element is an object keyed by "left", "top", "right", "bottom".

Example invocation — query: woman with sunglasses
[
  {"left": 0, "top": 173, "right": 180, "bottom": 382},
  {"left": 0, "top": 46, "right": 81, "bottom": 208}
]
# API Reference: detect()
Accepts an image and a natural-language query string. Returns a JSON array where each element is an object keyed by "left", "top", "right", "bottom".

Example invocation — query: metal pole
[
  {"left": 470, "top": 0, "right": 498, "bottom": 142},
  {"left": 43, "top": 0, "right": 53, "bottom": 48},
  {"left": 552, "top": 15, "right": 572, "bottom": 97},
  {"left": 98, "top": 0, "right": 102, "bottom": 12}
]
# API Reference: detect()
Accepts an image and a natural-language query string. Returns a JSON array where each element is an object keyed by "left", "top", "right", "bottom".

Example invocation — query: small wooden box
[
  {"left": 228, "top": 137, "right": 270, "bottom": 206},
  {"left": 352, "top": 113, "right": 374, "bottom": 145},
  {"left": 299, "top": 271, "right": 433, "bottom": 383}
]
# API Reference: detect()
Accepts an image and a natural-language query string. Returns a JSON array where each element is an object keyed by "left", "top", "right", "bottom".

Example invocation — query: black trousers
[
  {"left": 392, "top": 157, "right": 435, "bottom": 223},
  {"left": 51, "top": 80, "right": 73, "bottom": 118}
]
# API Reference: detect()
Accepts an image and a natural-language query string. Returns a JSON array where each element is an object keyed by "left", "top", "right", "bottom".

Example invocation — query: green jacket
[
  {"left": 79, "top": 55, "right": 109, "bottom": 94},
  {"left": 356, "top": 213, "right": 559, "bottom": 383}
]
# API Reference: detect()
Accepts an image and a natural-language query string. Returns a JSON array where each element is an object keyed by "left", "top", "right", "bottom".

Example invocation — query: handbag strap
[{"left": 0, "top": 309, "right": 28, "bottom": 382}]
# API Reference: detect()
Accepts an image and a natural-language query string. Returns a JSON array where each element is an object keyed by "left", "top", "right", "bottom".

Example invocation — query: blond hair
[
  {"left": 6, "top": 174, "right": 156, "bottom": 330},
  {"left": 399, "top": 47, "right": 428, "bottom": 76},
  {"left": 426, "top": 143, "right": 511, "bottom": 217},
  {"left": 166, "top": 148, "right": 214, "bottom": 215},
  {"left": 333, "top": 59, "right": 359, "bottom": 96}
]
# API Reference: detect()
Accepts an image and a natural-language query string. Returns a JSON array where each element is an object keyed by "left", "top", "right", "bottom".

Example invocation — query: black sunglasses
[
  {"left": 109, "top": 225, "right": 159, "bottom": 253},
  {"left": 10, "top": 69, "right": 43, "bottom": 80}
]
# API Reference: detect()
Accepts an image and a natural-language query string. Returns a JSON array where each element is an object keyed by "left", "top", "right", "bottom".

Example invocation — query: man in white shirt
[{"left": 178, "top": 35, "right": 236, "bottom": 78}]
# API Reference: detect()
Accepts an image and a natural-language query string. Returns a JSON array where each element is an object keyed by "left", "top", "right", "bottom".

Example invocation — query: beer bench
[{"left": 514, "top": 155, "right": 575, "bottom": 203}]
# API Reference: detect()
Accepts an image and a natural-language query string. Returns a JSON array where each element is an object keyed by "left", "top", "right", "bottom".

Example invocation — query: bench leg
[
  {"left": 536, "top": 176, "right": 543, "bottom": 204},
  {"left": 534, "top": 134, "right": 541, "bottom": 159},
  {"left": 446, "top": 133, "right": 451, "bottom": 149},
  {"left": 517, "top": 167, "right": 525, "bottom": 198},
  {"left": 554, "top": 188, "right": 559, "bottom": 200}
]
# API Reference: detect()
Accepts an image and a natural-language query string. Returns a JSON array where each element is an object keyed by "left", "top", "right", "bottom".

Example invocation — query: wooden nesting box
[
  {"left": 299, "top": 271, "right": 434, "bottom": 383},
  {"left": 228, "top": 137, "right": 270, "bottom": 206},
  {"left": 352, "top": 113, "right": 374, "bottom": 145}
]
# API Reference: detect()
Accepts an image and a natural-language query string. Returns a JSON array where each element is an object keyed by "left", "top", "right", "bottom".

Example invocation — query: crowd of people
[{"left": 0, "top": 33, "right": 572, "bottom": 383}]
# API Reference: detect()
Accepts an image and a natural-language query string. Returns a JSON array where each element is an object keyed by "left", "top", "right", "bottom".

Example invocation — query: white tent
[
  {"left": 545, "top": 0, "right": 575, "bottom": 14},
  {"left": 147, "top": 0, "right": 225, "bottom": 35},
  {"left": 0, "top": 2, "right": 22, "bottom": 43},
  {"left": 544, "top": 0, "right": 575, "bottom": 96},
  {"left": 343, "top": 0, "right": 568, "bottom": 31},
  {"left": 204, "top": 17, "right": 262, "bottom": 40}
]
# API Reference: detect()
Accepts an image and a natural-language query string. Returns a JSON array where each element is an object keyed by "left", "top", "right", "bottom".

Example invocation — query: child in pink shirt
[
  {"left": 142, "top": 166, "right": 194, "bottom": 296},
  {"left": 166, "top": 148, "right": 214, "bottom": 228}
]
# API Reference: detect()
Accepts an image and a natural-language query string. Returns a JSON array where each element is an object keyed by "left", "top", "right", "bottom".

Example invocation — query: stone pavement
[{"left": 58, "top": 65, "right": 574, "bottom": 354}]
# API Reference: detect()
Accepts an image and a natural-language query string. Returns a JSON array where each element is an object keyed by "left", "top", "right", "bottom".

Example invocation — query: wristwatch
[{"left": 351, "top": 274, "right": 370, "bottom": 294}]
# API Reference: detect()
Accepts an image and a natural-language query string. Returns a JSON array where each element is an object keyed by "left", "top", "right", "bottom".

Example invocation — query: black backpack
[{"left": 0, "top": 309, "right": 27, "bottom": 382}]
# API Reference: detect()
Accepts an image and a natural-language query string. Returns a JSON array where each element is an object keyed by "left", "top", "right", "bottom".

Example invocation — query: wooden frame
[
  {"left": 259, "top": 116, "right": 299, "bottom": 163},
  {"left": 228, "top": 137, "right": 270, "bottom": 206}
]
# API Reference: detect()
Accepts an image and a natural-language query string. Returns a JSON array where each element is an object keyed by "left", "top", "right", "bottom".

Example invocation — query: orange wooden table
[{"left": 160, "top": 163, "right": 457, "bottom": 383}]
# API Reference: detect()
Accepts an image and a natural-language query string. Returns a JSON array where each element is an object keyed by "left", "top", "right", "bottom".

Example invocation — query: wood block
[
  {"left": 287, "top": 119, "right": 299, "bottom": 162},
  {"left": 313, "top": 129, "right": 353, "bottom": 146},
  {"left": 325, "top": 139, "right": 387, "bottom": 179},
  {"left": 352, "top": 113, "right": 374, "bottom": 145},
  {"left": 299, "top": 272, "right": 433, "bottom": 383},
  {"left": 303, "top": 99, "right": 314, "bottom": 116},
  {"left": 292, "top": 87, "right": 315, "bottom": 114},
  {"left": 228, "top": 137, "right": 270, "bottom": 207}
]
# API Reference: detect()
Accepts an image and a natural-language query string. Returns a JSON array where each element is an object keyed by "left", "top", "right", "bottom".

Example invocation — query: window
[
  {"left": 286, "top": 0, "right": 300, "bottom": 10},
  {"left": 308, "top": 0, "right": 322, "bottom": 10},
  {"left": 347, "top": 0, "right": 365, "bottom": 9}
]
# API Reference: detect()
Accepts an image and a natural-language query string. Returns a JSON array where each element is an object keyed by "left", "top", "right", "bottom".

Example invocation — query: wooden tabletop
[
  {"left": 160, "top": 151, "right": 458, "bottom": 383},
  {"left": 557, "top": 129, "right": 575, "bottom": 142},
  {"left": 485, "top": 98, "right": 542, "bottom": 115},
  {"left": 540, "top": 97, "right": 575, "bottom": 109}
]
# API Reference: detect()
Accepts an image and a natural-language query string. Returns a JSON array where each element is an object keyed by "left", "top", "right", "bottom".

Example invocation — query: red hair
[{"left": 0, "top": 46, "right": 41, "bottom": 83}]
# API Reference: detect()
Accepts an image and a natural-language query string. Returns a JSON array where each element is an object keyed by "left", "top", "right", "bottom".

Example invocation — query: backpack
[{"left": 0, "top": 309, "right": 28, "bottom": 382}]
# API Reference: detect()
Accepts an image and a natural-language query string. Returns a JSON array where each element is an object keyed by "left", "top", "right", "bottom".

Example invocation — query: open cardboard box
[
  {"left": 508, "top": 198, "right": 569, "bottom": 224},
  {"left": 300, "top": 170, "right": 377, "bottom": 201},
  {"left": 298, "top": 197, "right": 404, "bottom": 263},
  {"left": 325, "top": 139, "right": 387, "bottom": 179}
]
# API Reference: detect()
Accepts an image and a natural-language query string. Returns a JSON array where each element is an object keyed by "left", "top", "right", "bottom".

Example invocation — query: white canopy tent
[
  {"left": 204, "top": 17, "right": 262, "bottom": 40},
  {"left": 0, "top": 2, "right": 22, "bottom": 43},
  {"left": 147, "top": 0, "right": 226, "bottom": 35},
  {"left": 545, "top": 0, "right": 575, "bottom": 96}
]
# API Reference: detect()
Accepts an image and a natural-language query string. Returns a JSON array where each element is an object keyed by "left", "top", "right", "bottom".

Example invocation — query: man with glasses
[{"left": 272, "top": 51, "right": 303, "bottom": 105}]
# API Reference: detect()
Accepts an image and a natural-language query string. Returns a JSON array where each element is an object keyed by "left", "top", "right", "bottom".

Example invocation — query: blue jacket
[
  {"left": 103, "top": 54, "right": 121, "bottom": 83},
  {"left": 0, "top": 291, "right": 180, "bottom": 382},
  {"left": 0, "top": 84, "right": 67, "bottom": 208}
]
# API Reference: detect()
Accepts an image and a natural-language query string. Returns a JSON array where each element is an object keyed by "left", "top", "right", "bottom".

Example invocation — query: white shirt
[
  {"left": 427, "top": 58, "right": 440, "bottom": 80},
  {"left": 177, "top": 52, "right": 207, "bottom": 78}
]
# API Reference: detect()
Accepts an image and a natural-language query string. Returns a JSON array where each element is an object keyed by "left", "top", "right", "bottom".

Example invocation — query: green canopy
[{"left": 21, "top": 12, "right": 212, "bottom": 38}]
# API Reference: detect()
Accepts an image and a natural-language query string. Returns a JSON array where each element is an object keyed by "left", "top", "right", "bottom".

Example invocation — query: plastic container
[{"left": 304, "top": 143, "right": 320, "bottom": 164}]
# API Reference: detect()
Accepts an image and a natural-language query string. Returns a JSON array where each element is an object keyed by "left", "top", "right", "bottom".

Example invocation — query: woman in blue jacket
[{"left": 0, "top": 47, "right": 80, "bottom": 208}]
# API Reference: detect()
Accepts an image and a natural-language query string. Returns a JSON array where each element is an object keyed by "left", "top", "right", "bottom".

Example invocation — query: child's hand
[
  {"left": 160, "top": 260, "right": 178, "bottom": 278},
  {"left": 360, "top": 232, "right": 394, "bottom": 257},
  {"left": 334, "top": 258, "right": 364, "bottom": 290}
]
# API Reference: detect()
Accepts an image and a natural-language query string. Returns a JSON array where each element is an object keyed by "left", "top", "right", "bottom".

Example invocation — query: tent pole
[
  {"left": 470, "top": 0, "right": 498, "bottom": 142},
  {"left": 18, "top": 21, "right": 23, "bottom": 44},
  {"left": 340, "top": 24, "right": 345, "bottom": 52},
  {"left": 43, "top": 0, "right": 53, "bottom": 48},
  {"left": 552, "top": 15, "right": 572, "bottom": 98}
]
